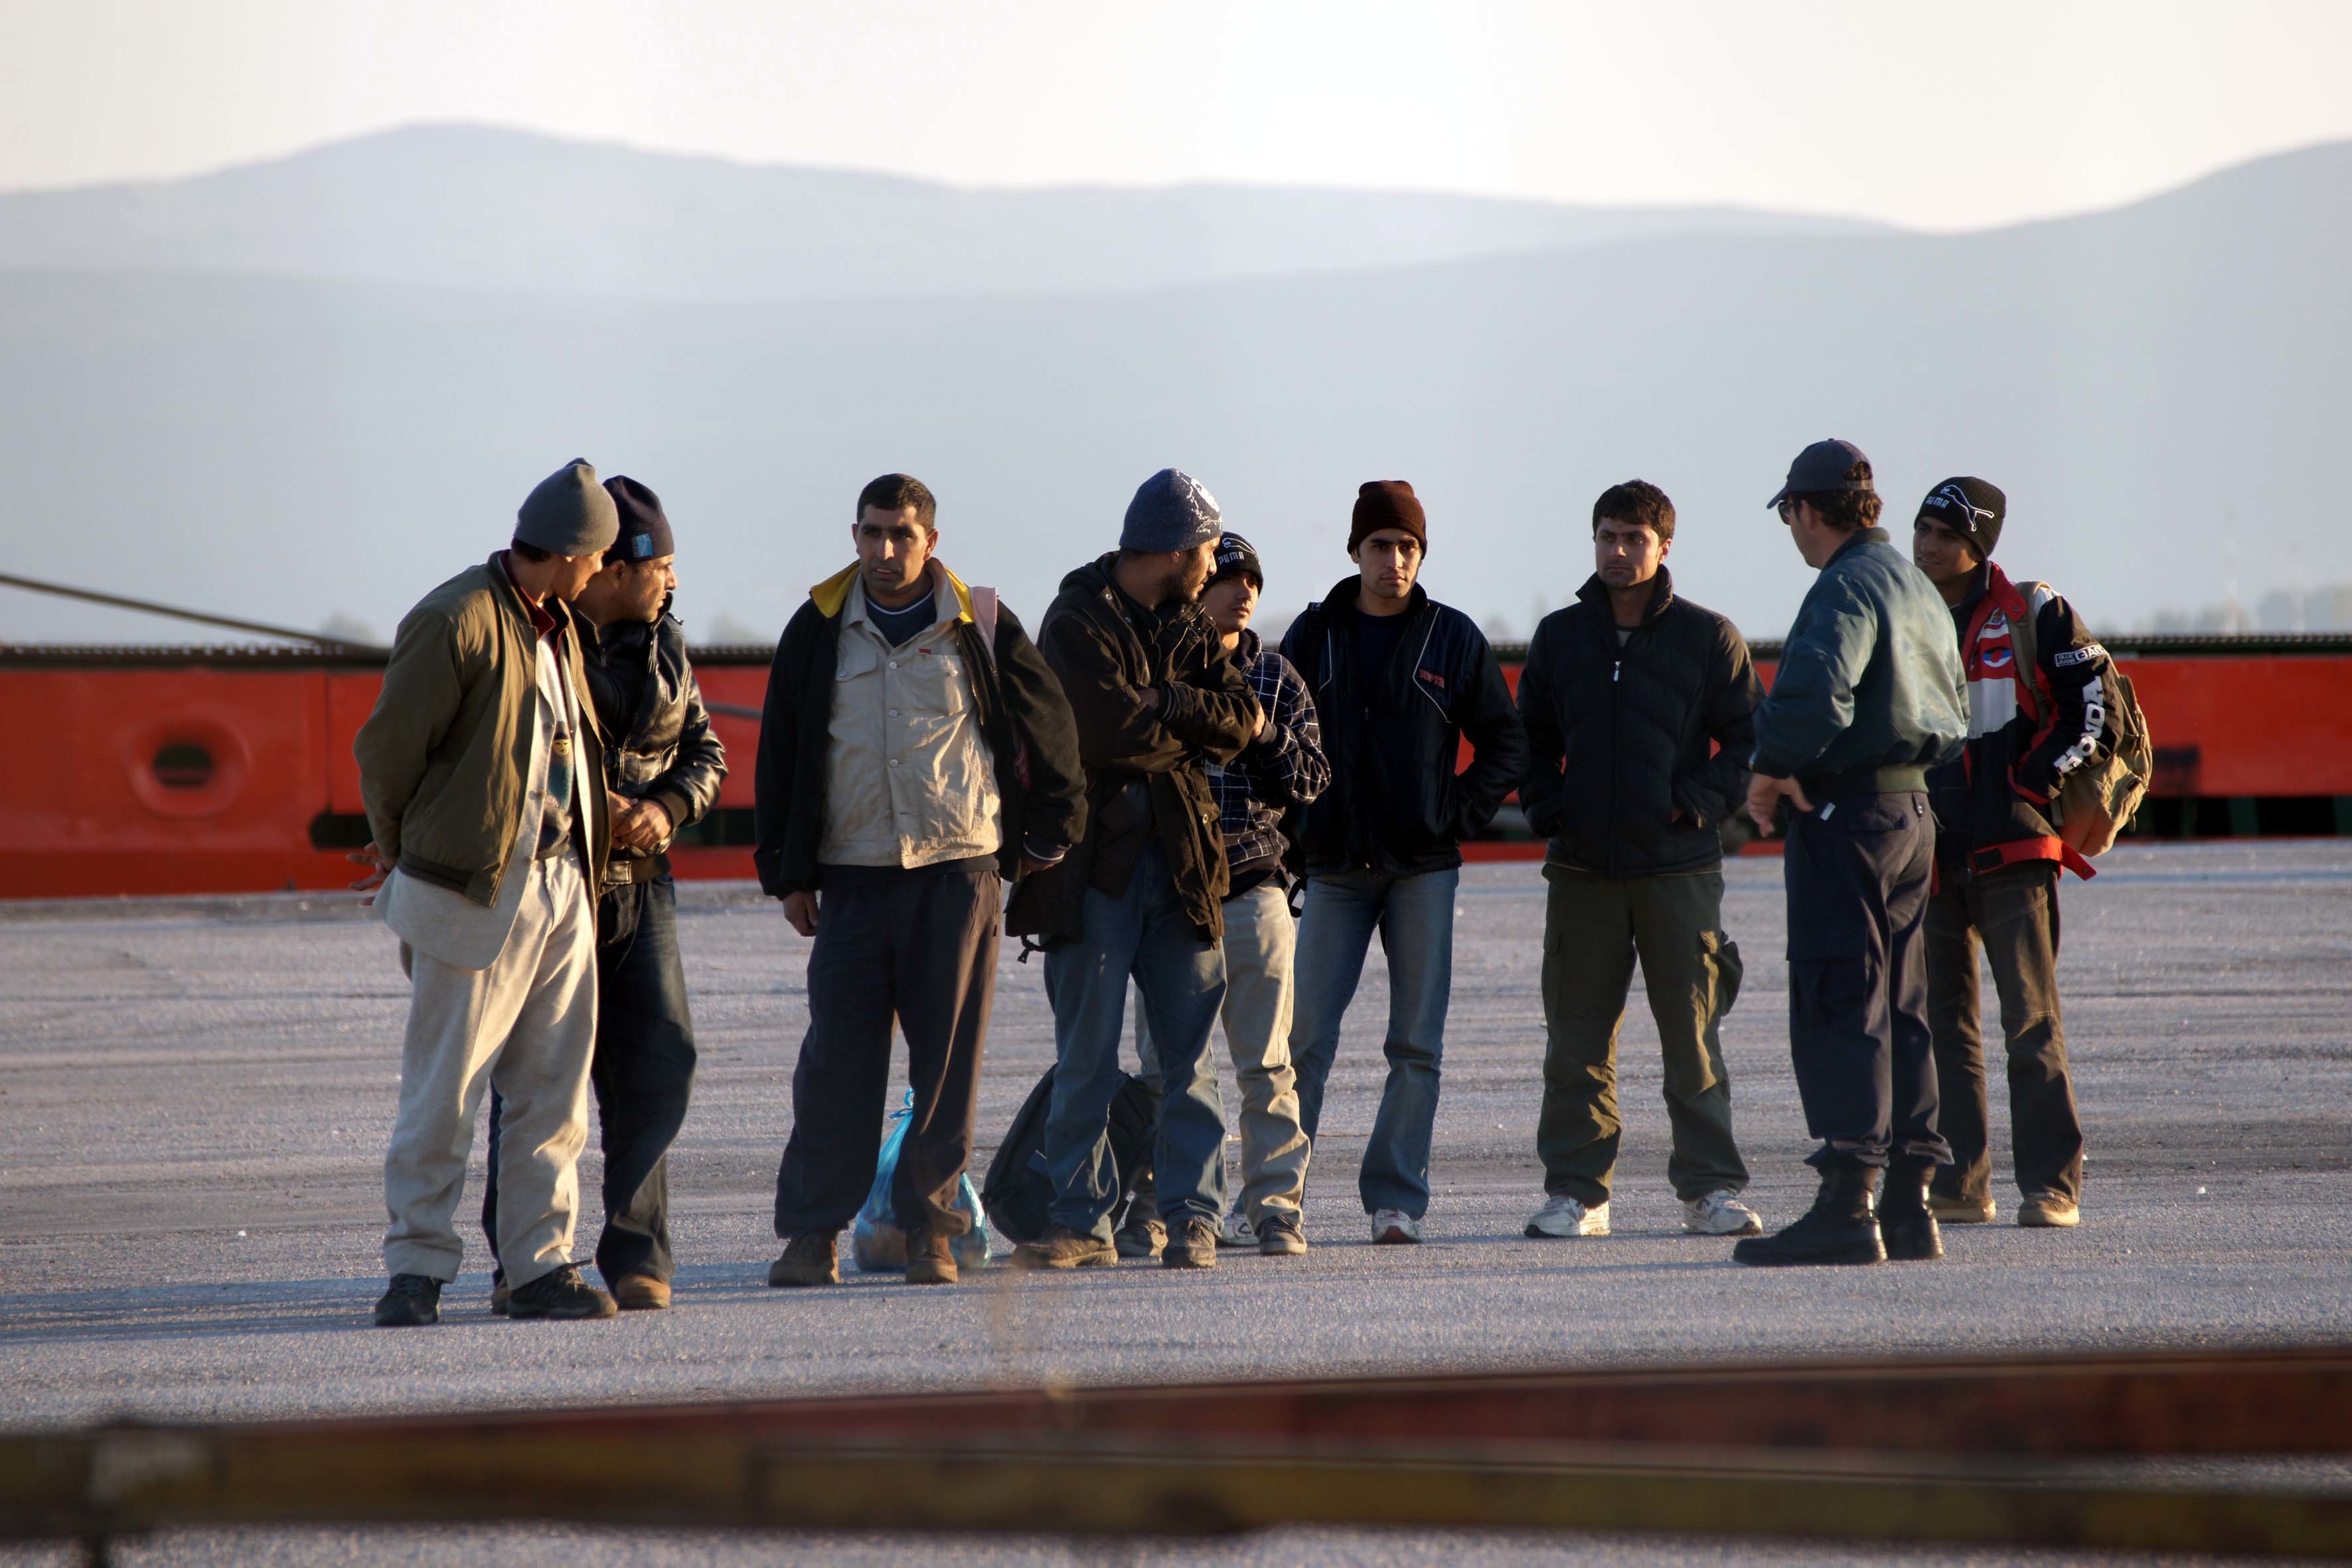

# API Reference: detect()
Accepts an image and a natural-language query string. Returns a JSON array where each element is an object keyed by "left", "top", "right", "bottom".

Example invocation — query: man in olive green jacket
[{"left": 353, "top": 459, "right": 622, "bottom": 1326}]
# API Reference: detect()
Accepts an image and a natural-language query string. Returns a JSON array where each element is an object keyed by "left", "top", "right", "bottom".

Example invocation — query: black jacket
[
  {"left": 1279, "top": 576, "right": 1528, "bottom": 878},
  {"left": 751, "top": 565, "right": 1085, "bottom": 899},
  {"left": 1010, "top": 553, "right": 1261, "bottom": 946},
  {"left": 1928, "top": 562, "right": 2122, "bottom": 874},
  {"left": 1517, "top": 570, "right": 1761, "bottom": 879},
  {"left": 581, "top": 608, "right": 728, "bottom": 866}
]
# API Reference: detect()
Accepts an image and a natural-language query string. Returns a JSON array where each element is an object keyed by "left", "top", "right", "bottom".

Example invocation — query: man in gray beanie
[
  {"left": 352, "top": 459, "right": 622, "bottom": 1325},
  {"left": 1007, "top": 468, "right": 1264, "bottom": 1271}
]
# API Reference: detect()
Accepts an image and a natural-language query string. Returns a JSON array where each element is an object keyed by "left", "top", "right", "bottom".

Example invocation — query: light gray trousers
[
  {"left": 382, "top": 849, "right": 598, "bottom": 1288},
  {"left": 1134, "top": 880, "right": 1312, "bottom": 1225}
]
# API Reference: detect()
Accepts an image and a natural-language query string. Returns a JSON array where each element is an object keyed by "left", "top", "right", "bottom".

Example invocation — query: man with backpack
[
  {"left": 1911, "top": 477, "right": 2130, "bottom": 1231},
  {"left": 754, "top": 473, "right": 1084, "bottom": 1289}
]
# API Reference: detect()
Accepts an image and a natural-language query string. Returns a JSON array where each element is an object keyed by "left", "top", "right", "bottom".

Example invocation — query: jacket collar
[
  {"left": 489, "top": 551, "right": 564, "bottom": 639},
  {"left": 1828, "top": 526, "right": 1890, "bottom": 567},
  {"left": 1574, "top": 566, "right": 1675, "bottom": 626},
  {"left": 811, "top": 559, "right": 976, "bottom": 627},
  {"left": 1320, "top": 572, "right": 1429, "bottom": 624}
]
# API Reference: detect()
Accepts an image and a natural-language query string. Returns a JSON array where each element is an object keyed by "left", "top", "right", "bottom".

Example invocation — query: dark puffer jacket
[
  {"left": 1279, "top": 576, "right": 1528, "bottom": 878},
  {"left": 580, "top": 608, "right": 726, "bottom": 872},
  {"left": 1010, "top": 553, "right": 1261, "bottom": 946},
  {"left": 1517, "top": 569, "right": 1761, "bottom": 878}
]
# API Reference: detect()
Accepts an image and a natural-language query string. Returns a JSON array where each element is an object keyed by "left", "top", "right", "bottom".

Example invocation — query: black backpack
[{"left": 980, "top": 1064, "right": 1162, "bottom": 1244}]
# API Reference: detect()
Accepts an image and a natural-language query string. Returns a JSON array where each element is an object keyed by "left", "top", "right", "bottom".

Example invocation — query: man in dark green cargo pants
[{"left": 1514, "top": 481, "right": 1766, "bottom": 1240}]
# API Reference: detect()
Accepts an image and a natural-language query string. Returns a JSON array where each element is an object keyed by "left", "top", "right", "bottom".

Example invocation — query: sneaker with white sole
[
  {"left": 1682, "top": 1189, "right": 1763, "bottom": 1236},
  {"left": 1370, "top": 1209, "right": 1422, "bottom": 1244},
  {"left": 1525, "top": 1196, "right": 1609, "bottom": 1238},
  {"left": 2017, "top": 1192, "right": 2080, "bottom": 1228},
  {"left": 1217, "top": 1205, "right": 1256, "bottom": 1249}
]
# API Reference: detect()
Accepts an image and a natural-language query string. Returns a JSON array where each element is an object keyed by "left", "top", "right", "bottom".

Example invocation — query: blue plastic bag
[{"left": 852, "top": 1089, "right": 992, "bottom": 1273}]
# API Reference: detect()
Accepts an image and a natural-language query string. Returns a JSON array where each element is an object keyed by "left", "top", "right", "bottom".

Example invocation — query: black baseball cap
[
  {"left": 1766, "top": 438, "right": 1875, "bottom": 510},
  {"left": 1210, "top": 530, "right": 1263, "bottom": 588}
]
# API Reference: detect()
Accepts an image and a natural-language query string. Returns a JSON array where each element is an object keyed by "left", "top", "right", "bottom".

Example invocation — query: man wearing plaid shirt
[{"left": 1124, "top": 532, "right": 1330, "bottom": 1257}]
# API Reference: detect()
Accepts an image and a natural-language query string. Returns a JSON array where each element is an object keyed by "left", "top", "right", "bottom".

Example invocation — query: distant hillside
[
  {"left": 1, "top": 137, "right": 2347, "bottom": 646},
  {"left": 0, "top": 123, "right": 1887, "bottom": 303}
]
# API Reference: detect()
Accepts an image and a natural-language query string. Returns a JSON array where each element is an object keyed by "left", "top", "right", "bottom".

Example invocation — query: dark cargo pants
[
  {"left": 772, "top": 866, "right": 1000, "bottom": 1241},
  {"left": 483, "top": 874, "right": 698, "bottom": 1285},
  {"left": 1925, "top": 861, "right": 2085, "bottom": 1205},
  {"left": 1781, "top": 792, "right": 1952, "bottom": 1170},
  {"left": 1535, "top": 865, "right": 1749, "bottom": 1206}
]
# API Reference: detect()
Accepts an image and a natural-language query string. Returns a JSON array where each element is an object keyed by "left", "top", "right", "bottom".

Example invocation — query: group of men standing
[{"left": 352, "top": 439, "right": 2120, "bottom": 1322}]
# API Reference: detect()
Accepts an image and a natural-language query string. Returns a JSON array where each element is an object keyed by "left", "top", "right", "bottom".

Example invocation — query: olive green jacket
[{"left": 355, "top": 555, "right": 610, "bottom": 907}]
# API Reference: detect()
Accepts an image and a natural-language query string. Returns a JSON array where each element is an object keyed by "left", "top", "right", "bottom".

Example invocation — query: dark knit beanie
[
  {"left": 1350, "top": 480, "right": 1427, "bottom": 554},
  {"left": 1210, "top": 531, "right": 1264, "bottom": 588},
  {"left": 516, "top": 459, "right": 619, "bottom": 557},
  {"left": 603, "top": 475, "right": 675, "bottom": 565},
  {"left": 1121, "top": 469, "right": 1223, "bottom": 553},
  {"left": 1917, "top": 476, "right": 2006, "bottom": 556}
]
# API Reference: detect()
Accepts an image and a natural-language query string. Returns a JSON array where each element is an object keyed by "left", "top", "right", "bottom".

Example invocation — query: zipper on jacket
[{"left": 1606, "top": 627, "right": 1624, "bottom": 878}]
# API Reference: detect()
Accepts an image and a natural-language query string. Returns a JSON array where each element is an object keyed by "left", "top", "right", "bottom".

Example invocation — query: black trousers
[
  {"left": 484, "top": 876, "right": 698, "bottom": 1284},
  {"left": 772, "top": 866, "right": 1000, "bottom": 1241},
  {"left": 1781, "top": 791, "right": 1951, "bottom": 1170},
  {"left": 1926, "top": 862, "right": 2085, "bottom": 1203}
]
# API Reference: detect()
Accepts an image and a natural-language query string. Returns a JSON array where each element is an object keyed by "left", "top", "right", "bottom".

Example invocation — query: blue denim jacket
[{"left": 1751, "top": 529, "right": 1967, "bottom": 787}]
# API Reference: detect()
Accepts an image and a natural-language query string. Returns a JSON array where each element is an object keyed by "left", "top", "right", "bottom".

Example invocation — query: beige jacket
[{"left": 817, "top": 570, "right": 1003, "bottom": 869}]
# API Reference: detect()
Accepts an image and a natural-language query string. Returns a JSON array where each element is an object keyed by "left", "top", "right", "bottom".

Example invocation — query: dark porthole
[{"left": 153, "top": 742, "right": 216, "bottom": 791}]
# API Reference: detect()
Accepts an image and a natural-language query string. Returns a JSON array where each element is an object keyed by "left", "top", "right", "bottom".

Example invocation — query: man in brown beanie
[
  {"left": 1280, "top": 481, "right": 1528, "bottom": 1244},
  {"left": 352, "top": 459, "right": 621, "bottom": 1325}
]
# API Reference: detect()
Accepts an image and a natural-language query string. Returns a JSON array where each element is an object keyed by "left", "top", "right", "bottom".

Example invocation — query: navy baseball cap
[{"left": 1766, "top": 438, "right": 1875, "bottom": 510}]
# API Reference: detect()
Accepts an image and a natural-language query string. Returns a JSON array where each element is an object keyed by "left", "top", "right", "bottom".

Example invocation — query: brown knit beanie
[{"left": 1349, "top": 480, "right": 1427, "bottom": 554}]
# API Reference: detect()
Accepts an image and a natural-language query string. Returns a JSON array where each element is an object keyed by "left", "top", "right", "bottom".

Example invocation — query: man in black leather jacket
[
  {"left": 1515, "top": 481, "right": 1764, "bottom": 1244},
  {"left": 484, "top": 475, "right": 726, "bottom": 1311}
]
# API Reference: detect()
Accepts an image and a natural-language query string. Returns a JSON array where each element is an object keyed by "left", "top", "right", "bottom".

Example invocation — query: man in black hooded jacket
[
  {"left": 1280, "top": 480, "right": 1528, "bottom": 1243},
  {"left": 1516, "top": 481, "right": 1764, "bottom": 1243}
]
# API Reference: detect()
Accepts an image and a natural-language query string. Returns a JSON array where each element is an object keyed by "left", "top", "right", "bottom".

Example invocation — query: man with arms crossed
[
  {"left": 757, "top": 473, "right": 1083, "bottom": 1288},
  {"left": 1735, "top": 439, "right": 1968, "bottom": 1268},
  {"left": 1912, "top": 477, "right": 2110, "bottom": 1230},
  {"left": 1123, "top": 531, "right": 1328, "bottom": 1259},
  {"left": 1282, "top": 481, "right": 1528, "bottom": 1244},
  {"left": 480, "top": 475, "right": 727, "bottom": 1312},
  {"left": 354, "top": 459, "right": 620, "bottom": 1325},
  {"left": 1010, "top": 469, "right": 1261, "bottom": 1272},
  {"left": 1517, "top": 480, "right": 1764, "bottom": 1241}
]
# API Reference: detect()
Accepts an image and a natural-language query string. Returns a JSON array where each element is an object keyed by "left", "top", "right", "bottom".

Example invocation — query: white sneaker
[
  {"left": 1217, "top": 1205, "right": 1256, "bottom": 1248},
  {"left": 1682, "top": 1189, "right": 1763, "bottom": 1236},
  {"left": 1370, "top": 1209, "right": 1422, "bottom": 1244},
  {"left": 1524, "top": 1196, "right": 1610, "bottom": 1238}
]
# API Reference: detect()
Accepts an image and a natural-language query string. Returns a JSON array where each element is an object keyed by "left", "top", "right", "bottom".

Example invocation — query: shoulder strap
[{"left": 969, "top": 586, "right": 1000, "bottom": 667}]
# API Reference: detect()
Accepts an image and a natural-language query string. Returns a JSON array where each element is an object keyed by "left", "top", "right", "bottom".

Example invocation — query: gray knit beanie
[
  {"left": 1121, "top": 469, "right": 1223, "bottom": 553},
  {"left": 516, "top": 459, "right": 620, "bottom": 557}
]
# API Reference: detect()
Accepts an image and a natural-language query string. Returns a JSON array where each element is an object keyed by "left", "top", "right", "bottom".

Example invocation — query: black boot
[
  {"left": 1877, "top": 1160, "right": 1944, "bottom": 1262},
  {"left": 1732, "top": 1164, "right": 1886, "bottom": 1267}
]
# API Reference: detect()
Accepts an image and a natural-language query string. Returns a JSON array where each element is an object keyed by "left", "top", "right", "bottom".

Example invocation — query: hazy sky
[{"left": 5, "top": 1, "right": 2351, "bottom": 228}]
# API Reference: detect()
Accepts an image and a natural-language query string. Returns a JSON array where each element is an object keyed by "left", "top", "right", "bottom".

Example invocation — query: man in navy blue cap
[
  {"left": 1734, "top": 440, "right": 1968, "bottom": 1268},
  {"left": 1007, "top": 469, "right": 1264, "bottom": 1271}
]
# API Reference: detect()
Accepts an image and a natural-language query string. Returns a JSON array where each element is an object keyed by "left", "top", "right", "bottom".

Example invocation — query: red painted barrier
[{"left": 3, "top": 639, "right": 2348, "bottom": 900}]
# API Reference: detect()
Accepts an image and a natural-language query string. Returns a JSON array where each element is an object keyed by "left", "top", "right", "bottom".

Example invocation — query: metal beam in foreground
[{"left": 5, "top": 1348, "right": 2350, "bottom": 1558}]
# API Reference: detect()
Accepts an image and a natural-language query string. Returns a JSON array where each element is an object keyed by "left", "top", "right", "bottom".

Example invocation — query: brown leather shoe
[
  {"left": 1010, "top": 1223, "right": 1118, "bottom": 1270},
  {"left": 767, "top": 1231, "right": 840, "bottom": 1287},
  {"left": 612, "top": 1273, "right": 671, "bottom": 1310},
  {"left": 905, "top": 1228, "right": 959, "bottom": 1286}
]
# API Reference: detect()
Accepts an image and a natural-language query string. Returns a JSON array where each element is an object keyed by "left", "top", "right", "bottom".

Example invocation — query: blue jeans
[
  {"left": 1042, "top": 843, "right": 1229, "bottom": 1241},
  {"left": 1289, "top": 866, "right": 1458, "bottom": 1218}
]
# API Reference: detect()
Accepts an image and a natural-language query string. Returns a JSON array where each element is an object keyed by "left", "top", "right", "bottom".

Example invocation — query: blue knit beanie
[{"left": 1121, "top": 469, "right": 1223, "bottom": 553}]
